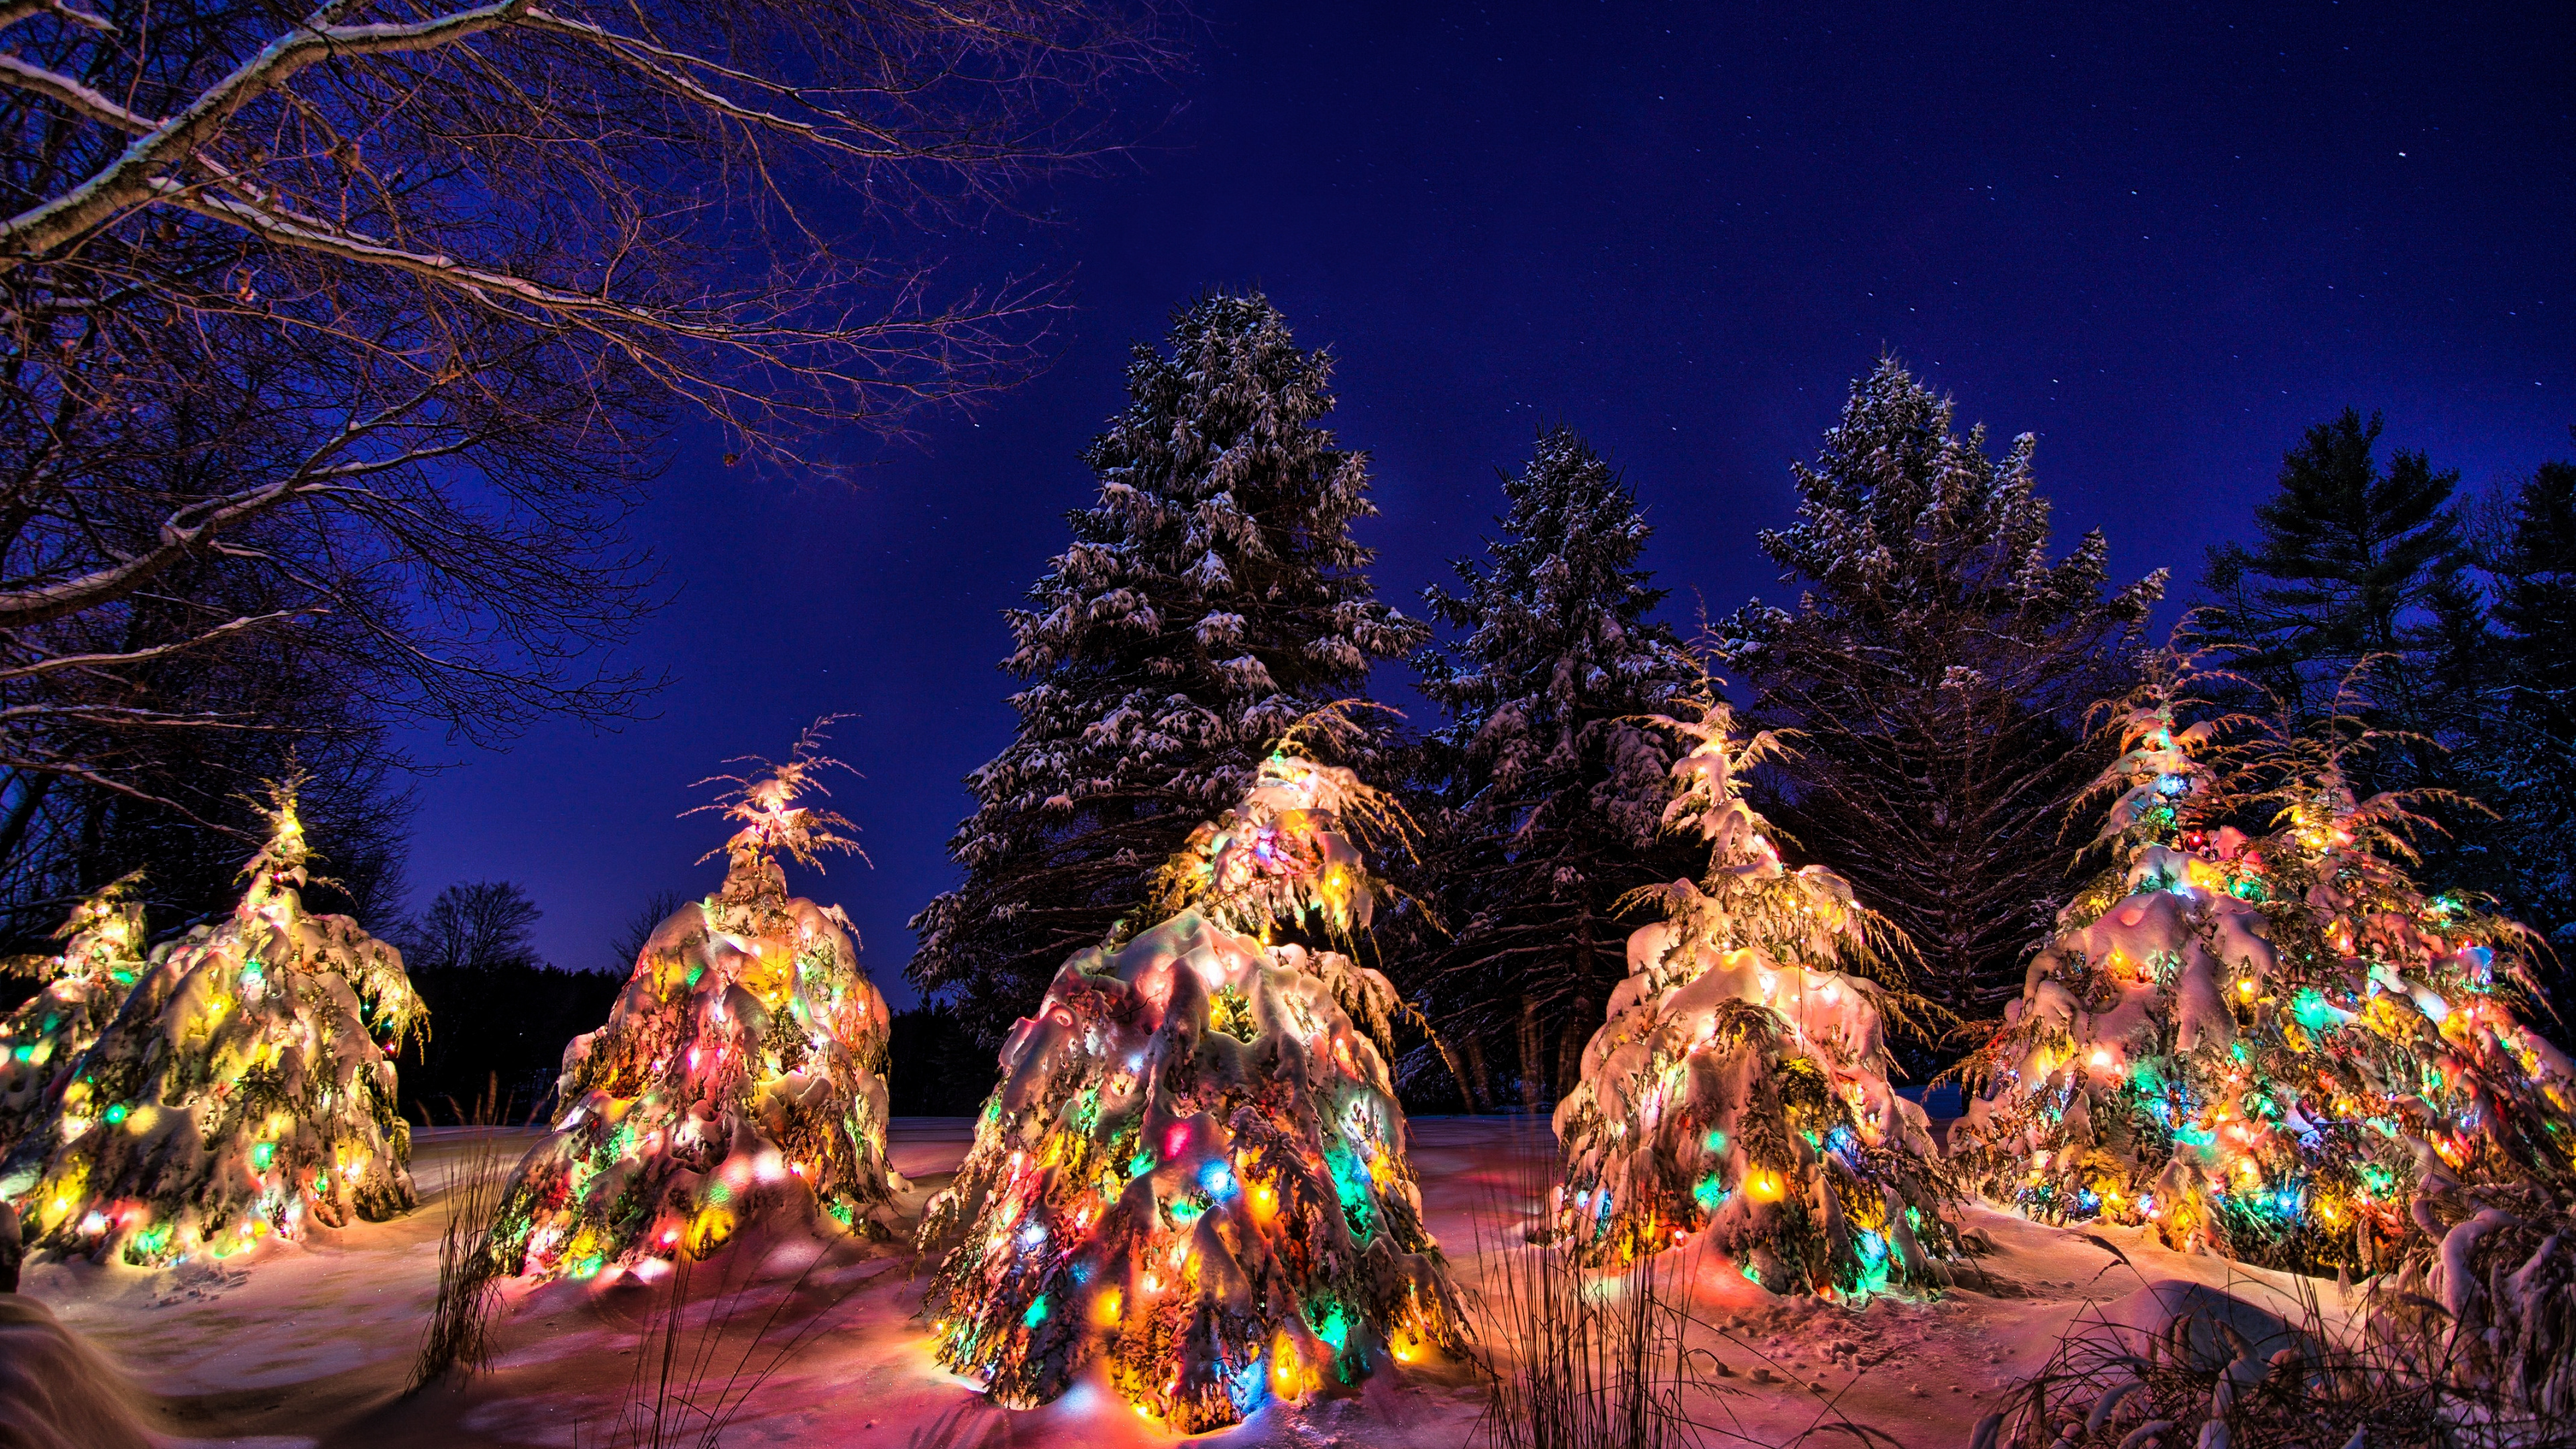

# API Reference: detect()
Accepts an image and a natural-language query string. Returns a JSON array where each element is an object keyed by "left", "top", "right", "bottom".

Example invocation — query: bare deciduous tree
[
  {"left": 0, "top": 0, "right": 1177, "bottom": 859},
  {"left": 402, "top": 878, "right": 542, "bottom": 972}
]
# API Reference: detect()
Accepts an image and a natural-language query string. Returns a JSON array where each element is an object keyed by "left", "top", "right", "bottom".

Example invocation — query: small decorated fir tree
[
  {"left": 0, "top": 780, "right": 423, "bottom": 1266},
  {"left": 918, "top": 751, "right": 1461, "bottom": 1433},
  {"left": 0, "top": 873, "right": 149, "bottom": 1157},
  {"left": 1551, "top": 690, "right": 1956, "bottom": 1295},
  {"left": 1947, "top": 657, "right": 2576, "bottom": 1277},
  {"left": 488, "top": 722, "right": 902, "bottom": 1281}
]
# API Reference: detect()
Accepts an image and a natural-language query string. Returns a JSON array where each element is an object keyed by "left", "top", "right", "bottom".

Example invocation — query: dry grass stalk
[
  {"left": 405, "top": 1075, "right": 520, "bottom": 1393},
  {"left": 1974, "top": 1263, "right": 2563, "bottom": 1449},
  {"left": 1467, "top": 1125, "right": 1909, "bottom": 1449},
  {"left": 576, "top": 1236, "right": 872, "bottom": 1449}
]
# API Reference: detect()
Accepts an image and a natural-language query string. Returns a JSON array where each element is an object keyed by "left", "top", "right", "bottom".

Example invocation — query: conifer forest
[{"left": 0, "top": 3, "right": 2569, "bottom": 1447}]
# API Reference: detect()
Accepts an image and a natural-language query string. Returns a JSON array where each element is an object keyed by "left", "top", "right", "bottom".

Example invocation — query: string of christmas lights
[
  {"left": 0, "top": 872, "right": 148, "bottom": 1157},
  {"left": 918, "top": 753, "right": 1461, "bottom": 1433},
  {"left": 0, "top": 779, "right": 424, "bottom": 1267},
  {"left": 1552, "top": 691, "right": 1959, "bottom": 1294},
  {"left": 1949, "top": 657, "right": 2576, "bottom": 1277},
  {"left": 488, "top": 721, "right": 904, "bottom": 1281}
]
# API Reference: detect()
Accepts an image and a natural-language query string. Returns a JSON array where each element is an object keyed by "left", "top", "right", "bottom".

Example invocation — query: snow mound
[{"left": 0, "top": 1294, "right": 155, "bottom": 1448}]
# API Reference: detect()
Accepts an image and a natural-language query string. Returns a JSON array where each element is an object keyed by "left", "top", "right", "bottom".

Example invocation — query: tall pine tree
[
  {"left": 1405, "top": 428, "right": 1699, "bottom": 1109},
  {"left": 2198, "top": 408, "right": 2487, "bottom": 760},
  {"left": 2461, "top": 443, "right": 2576, "bottom": 971},
  {"left": 910, "top": 293, "right": 1424, "bottom": 1043},
  {"left": 2196, "top": 409, "right": 2500, "bottom": 937},
  {"left": 1719, "top": 358, "right": 2165, "bottom": 1032}
]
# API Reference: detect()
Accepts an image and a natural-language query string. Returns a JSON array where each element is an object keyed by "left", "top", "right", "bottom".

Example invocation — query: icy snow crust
[
  {"left": 0, "top": 794, "right": 423, "bottom": 1269},
  {"left": 490, "top": 850, "right": 903, "bottom": 1283}
]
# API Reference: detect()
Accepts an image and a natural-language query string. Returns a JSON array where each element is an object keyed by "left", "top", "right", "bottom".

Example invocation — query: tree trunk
[
  {"left": 1554, "top": 1010, "right": 1588, "bottom": 1102},
  {"left": 1517, "top": 993, "right": 1543, "bottom": 1114},
  {"left": 0, "top": 771, "right": 56, "bottom": 877},
  {"left": 1461, "top": 1034, "right": 1493, "bottom": 1114}
]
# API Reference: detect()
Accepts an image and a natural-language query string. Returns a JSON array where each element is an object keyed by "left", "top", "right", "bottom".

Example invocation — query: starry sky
[{"left": 396, "top": 1, "right": 2573, "bottom": 1004}]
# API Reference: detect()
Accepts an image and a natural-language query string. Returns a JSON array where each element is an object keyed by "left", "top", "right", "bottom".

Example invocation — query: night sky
[{"left": 396, "top": 3, "right": 2573, "bottom": 1005}]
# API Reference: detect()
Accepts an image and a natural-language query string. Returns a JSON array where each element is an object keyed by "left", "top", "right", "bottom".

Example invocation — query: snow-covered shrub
[
  {"left": 1948, "top": 659, "right": 2576, "bottom": 1280},
  {"left": 918, "top": 753, "right": 1461, "bottom": 1433},
  {"left": 1550, "top": 693, "right": 1957, "bottom": 1293},
  {"left": 0, "top": 781, "right": 423, "bottom": 1267},
  {"left": 0, "top": 873, "right": 148, "bottom": 1157},
  {"left": 488, "top": 723, "right": 903, "bottom": 1281}
]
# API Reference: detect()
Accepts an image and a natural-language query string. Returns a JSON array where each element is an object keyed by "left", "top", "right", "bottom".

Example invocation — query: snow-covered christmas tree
[
  {"left": 1551, "top": 690, "right": 1957, "bottom": 1295},
  {"left": 909, "top": 290, "right": 1426, "bottom": 1046},
  {"left": 488, "top": 722, "right": 902, "bottom": 1282},
  {"left": 1410, "top": 426, "right": 1701, "bottom": 1110},
  {"left": 1947, "top": 657, "right": 2576, "bottom": 1276},
  {"left": 919, "top": 751, "right": 1461, "bottom": 1433},
  {"left": 1717, "top": 356, "right": 2165, "bottom": 1024},
  {"left": 0, "top": 779, "right": 424, "bottom": 1266},
  {"left": 0, "top": 873, "right": 148, "bottom": 1157}
]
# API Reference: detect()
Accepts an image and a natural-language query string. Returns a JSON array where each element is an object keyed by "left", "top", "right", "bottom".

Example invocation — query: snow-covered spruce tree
[
  {"left": 919, "top": 753, "right": 1462, "bottom": 1433},
  {"left": 1718, "top": 357, "right": 2165, "bottom": 1027},
  {"left": 0, "top": 874, "right": 148, "bottom": 1157},
  {"left": 1551, "top": 689, "right": 1956, "bottom": 1294},
  {"left": 0, "top": 780, "right": 424, "bottom": 1266},
  {"left": 489, "top": 723, "right": 902, "bottom": 1281},
  {"left": 1407, "top": 427, "right": 1699, "bottom": 1110},
  {"left": 910, "top": 292, "right": 1426, "bottom": 1046},
  {"left": 1947, "top": 655, "right": 2576, "bottom": 1287}
]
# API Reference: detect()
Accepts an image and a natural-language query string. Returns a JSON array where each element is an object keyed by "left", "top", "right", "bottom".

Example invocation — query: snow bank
[{"left": 0, "top": 1294, "right": 154, "bottom": 1448}]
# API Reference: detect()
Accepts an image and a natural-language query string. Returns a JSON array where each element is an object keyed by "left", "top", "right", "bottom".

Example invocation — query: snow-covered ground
[{"left": 13, "top": 1117, "right": 2347, "bottom": 1448}]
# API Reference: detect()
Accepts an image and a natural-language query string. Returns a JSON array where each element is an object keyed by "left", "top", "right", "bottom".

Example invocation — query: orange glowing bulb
[{"left": 1744, "top": 1168, "right": 1788, "bottom": 1203}]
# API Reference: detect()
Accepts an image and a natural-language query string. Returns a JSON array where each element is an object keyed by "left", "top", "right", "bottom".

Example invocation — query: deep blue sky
[{"left": 398, "top": 1, "right": 2573, "bottom": 1005}]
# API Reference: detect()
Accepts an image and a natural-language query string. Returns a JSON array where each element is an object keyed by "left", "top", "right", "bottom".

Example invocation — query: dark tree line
[
  {"left": 914, "top": 319, "right": 2575, "bottom": 1110},
  {"left": 389, "top": 879, "right": 621, "bottom": 1123}
]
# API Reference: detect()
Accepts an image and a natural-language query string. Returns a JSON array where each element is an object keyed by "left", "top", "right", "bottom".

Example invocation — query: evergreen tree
[
  {"left": 1406, "top": 427, "right": 1699, "bottom": 1110},
  {"left": 1719, "top": 358, "right": 2165, "bottom": 1029},
  {"left": 1552, "top": 691, "right": 1955, "bottom": 1290},
  {"left": 910, "top": 292, "right": 1424, "bottom": 1043},
  {"left": 2462, "top": 445, "right": 2576, "bottom": 967},
  {"left": 918, "top": 755, "right": 1460, "bottom": 1432},
  {"left": 490, "top": 723, "right": 905, "bottom": 1278},
  {"left": 0, "top": 780, "right": 424, "bottom": 1267},
  {"left": 2198, "top": 408, "right": 2487, "bottom": 765},
  {"left": 1950, "top": 653, "right": 2574, "bottom": 1308}
]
